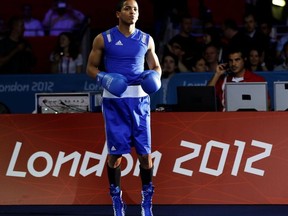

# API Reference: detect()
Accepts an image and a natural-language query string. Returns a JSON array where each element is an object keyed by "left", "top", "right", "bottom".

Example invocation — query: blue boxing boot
[
  {"left": 141, "top": 183, "right": 154, "bottom": 216},
  {"left": 110, "top": 184, "right": 125, "bottom": 216}
]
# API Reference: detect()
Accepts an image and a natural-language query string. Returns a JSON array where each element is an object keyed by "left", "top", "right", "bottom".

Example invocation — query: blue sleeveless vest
[{"left": 102, "top": 26, "right": 149, "bottom": 85}]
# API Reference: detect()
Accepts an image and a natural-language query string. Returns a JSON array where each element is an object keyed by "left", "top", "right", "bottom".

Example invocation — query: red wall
[
  {"left": 188, "top": 0, "right": 246, "bottom": 25},
  {"left": 1, "top": 0, "right": 245, "bottom": 30},
  {"left": 0, "top": 0, "right": 155, "bottom": 31}
]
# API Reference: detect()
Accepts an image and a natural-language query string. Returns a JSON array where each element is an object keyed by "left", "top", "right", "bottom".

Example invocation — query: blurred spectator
[
  {"left": 190, "top": 55, "right": 208, "bottom": 72},
  {"left": 42, "top": 0, "right": 86, "bottom": 36},
  {"left": 201, "top": 27, "right": 224, "bottom": 64},
  {"left": 243, "top": 13, "right": 269, "bottom": 50},
  {"left": 247, "top": 47, "right": 268, "bottom": 72},
  {"left": 165, "top": 40, "right": 189, "bottom": 72},
  {"left": 207, "top": 46, "right": 268, "bottom": 111},
  {"left": 49, "top": 31, "right": 83, "bottom": 73},
  {"left": 161, "top": 52, "right": 180, "bottom": 79},
  {"left": 203, "top": 43, "right": 220, "bottom": 72},
  {"left": 245, "top": 0, "right": 273, "bottom": 24},
  {"left": 198, "top": 0, "right": 214, "bottom": 29},
  {"left": 22, "top": 3, "right": 45, "bottom": 37},
  {"left": 0, "top": 16, "right": 36, "bottom": 74},
  {"left": 151, "top": 0, "right": 188, "bottom": 44},
  {"left": 152, "top": 0, "right": 190, "bottom": 57},
  {"left": 221, "top": 18, "right": 253, "bottom": 62},
  {"left": 166, "top": 14, "right": 201, "bottom": 64},
  {"left": 276, "top": 34, "right": 288, "bottom": 63},
  {"left": 243, "top": 12, "right": 272, "bottom": 69},
  {"left": 202, "top": 27, "right": 222, "bottom": 48},
  {"left": 259, "top": 19, "right": 277, "bottom": 44},
  {"left": 274, "top": 41, "right": 288, "bottom": 71},
  {"left": 258, "top": 19, "right": 277, "bottom": 70},
  {"left": 160, "top": 52, "right": 179, "bottom": 104}
]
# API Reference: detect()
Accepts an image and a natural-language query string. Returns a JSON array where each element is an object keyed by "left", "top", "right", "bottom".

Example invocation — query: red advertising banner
[{"left": 0, "top": 112, "right": 287, "bottom": 205}]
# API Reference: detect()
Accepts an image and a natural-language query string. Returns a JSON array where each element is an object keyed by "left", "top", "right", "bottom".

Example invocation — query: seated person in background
[
  {"left": 160, "top": 52, "right": 180, "bottom": 104},
  {"left": 275, "top": 34, "right": 288, "bottom": 64},
  {"left": 42, "top": 0, "right": 86, "bottom": 36},
  {"left": 203, "top": 43, "right": 221, "bottom": 72},
  {"left": 201, "top": 27, "right": 223, "bottom": 59},
  {"left": 50, "top": 31, "right": 83, "bottom": 74},
  {"left": 247, "top": 47, "right": 268, "bottom": 72},
  {"left": 243, "top": 13, "right": 270, "bottom": 54},
  {"left": 165, "top": 14, "right": 201, "bottom": 71},
  {"left": 207, "top": 47, "right": 268, "bottom": 111},
  {"left": 190, "top": 55, "right": 208, "bottom": 72},
  {"left": 221, "top": 18, "right": 253, "bottom": 62},
  {"left": 165, "top": 39, "right": 190, "bottom": 72},
  {"left": 274, "top": 41, "right": 288, "bottom": 71},
  {"left": 202, "top": 27, "right": 222, "bottom": 47},
  {"left": 0, "top": 16, "right": 36, "bottom": 74},
  {"left": 22, "top": 3, "right": 45, "bottom": 37},
  {"left": 258, "top": 19, "right": 277, "bottom": 70},
  {"left": 161, "top": 52, "right": 180, "bottom": 79}
]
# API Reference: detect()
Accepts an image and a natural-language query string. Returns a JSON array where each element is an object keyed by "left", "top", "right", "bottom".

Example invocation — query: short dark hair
[
  {"left": 227, "top": 46, "right": 249, "bottom": 68},
  {"left": 116, "top": 0, "right": 138, "bottom": 12},
  {"left": 227, "top": 46, "right": 247, "bottom": 59},
  {"left": 116, "top": 0, "right": 137, "bottom": 12}
]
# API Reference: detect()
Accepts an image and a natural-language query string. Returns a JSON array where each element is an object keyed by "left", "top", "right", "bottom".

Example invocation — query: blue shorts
[{"left": 102, "top": 86, "right": 151, "bottom": 155}]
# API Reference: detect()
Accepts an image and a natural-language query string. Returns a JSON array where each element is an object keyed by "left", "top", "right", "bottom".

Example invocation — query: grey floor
[{"left": 0, "top": 205, "right": 287, "bottom": 216}]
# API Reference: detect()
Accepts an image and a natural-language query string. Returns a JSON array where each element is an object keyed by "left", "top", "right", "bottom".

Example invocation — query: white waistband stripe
[{"left": 102, "top": 85, "right": 148, "bottom": 98}]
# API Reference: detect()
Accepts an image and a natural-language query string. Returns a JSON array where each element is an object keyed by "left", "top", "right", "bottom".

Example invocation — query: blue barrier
[
  {"left": 0, "top": 74, "right": 100, "bottom": 113},
  {"left": 0, "top": 72, "right": 288, "bottom": 113}
]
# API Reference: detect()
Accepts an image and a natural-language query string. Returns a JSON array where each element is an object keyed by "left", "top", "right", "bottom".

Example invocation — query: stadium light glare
[{"left": 272, "top": 0, "right": 286, "bottom": 7}]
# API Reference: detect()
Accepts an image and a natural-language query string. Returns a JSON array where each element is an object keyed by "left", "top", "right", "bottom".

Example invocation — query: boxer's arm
[
  {"left": 145, "top": 35, "right": 161, "bottom": 75},
  {"left": 141, "top": 35, "right": 162, "bottom": 94},
  {"left": 86, "top": 33, "right": 104, "bottom": 79}
]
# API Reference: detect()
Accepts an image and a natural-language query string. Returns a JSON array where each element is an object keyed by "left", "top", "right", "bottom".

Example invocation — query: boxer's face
[{"left": 117, "top": 0, "right": 139, "bottom": 25}]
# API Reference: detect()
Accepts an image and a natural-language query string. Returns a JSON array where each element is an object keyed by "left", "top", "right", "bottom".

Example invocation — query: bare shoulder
[
  {"left": 147, "top": 35, "right": 156, "bottom": 50},
  {"left": 93, "top": 33, "right": 104, "bottom": 43},
  {"left": 92, "top": 33, "right": 104, "bottom": 49}
]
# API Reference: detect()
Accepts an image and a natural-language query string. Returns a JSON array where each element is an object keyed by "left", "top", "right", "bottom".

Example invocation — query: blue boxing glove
[
  {"left": 97, "top": 72, "right": 128, "bottom": 97},
  {"left": 140, "top": 70, "right": 161, "bottom": 94}
]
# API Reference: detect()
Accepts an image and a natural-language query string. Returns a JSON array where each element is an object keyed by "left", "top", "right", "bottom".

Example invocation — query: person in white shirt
[
  {"left": 50, "top": 31, "right": 83, "bottom": 73},
  {"left": 42, "top": 0, "right": 86, "bottom": 36},
  {"left": 22, "top": 4, "right": 45, "bottom": 37}
]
